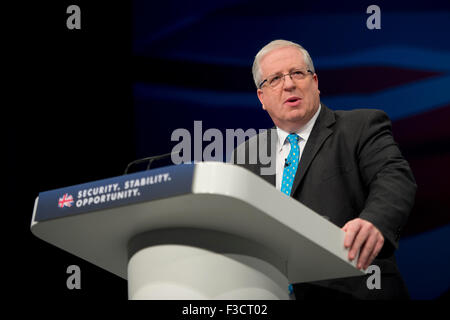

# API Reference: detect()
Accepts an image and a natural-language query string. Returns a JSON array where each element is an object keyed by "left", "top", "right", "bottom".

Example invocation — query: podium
[{"left": 31, "top": 162, "right": 364, "bottom": 299}]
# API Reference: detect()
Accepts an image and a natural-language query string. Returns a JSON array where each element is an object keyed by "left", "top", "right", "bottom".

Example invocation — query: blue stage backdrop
[{"left": 132, "top": 0, "right": 450, "bottom": 299}]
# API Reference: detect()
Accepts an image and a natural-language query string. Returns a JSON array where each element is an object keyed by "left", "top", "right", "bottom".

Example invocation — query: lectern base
[{"left": 127, "top": 245, "right": 289, "bottom": 300}]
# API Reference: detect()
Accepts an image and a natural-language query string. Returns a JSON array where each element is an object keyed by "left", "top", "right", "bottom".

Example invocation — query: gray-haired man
[{"left": 233, "top": 40, "right": 416, "bottom": 299}]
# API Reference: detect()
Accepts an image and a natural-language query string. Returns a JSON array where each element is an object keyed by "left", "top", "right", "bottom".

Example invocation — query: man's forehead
[{"left": 260, "top": 46, "right": 306, "bottom": 75}]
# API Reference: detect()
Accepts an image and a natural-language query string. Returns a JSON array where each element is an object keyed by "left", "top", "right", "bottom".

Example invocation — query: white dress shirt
[{"left": 275, "top": 104, "right": 322, "bottom": 190}]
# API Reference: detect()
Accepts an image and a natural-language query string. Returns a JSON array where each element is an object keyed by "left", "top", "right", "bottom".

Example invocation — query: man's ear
[
  {"left": 257, "top": 89, "right": 266, "bottom": 110},
  {"left": 314, "top": 73, "right": 320, "bottom": 95}
]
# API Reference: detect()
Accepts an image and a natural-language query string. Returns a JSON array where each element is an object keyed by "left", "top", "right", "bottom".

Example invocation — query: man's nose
[{"left": 283, "top": 75, "right": 296, "bottom": 90}]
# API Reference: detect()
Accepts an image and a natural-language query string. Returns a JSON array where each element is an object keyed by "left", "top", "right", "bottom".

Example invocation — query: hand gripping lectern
[{"left": 31, "top": 162, "right": 364, "bottom": 299}]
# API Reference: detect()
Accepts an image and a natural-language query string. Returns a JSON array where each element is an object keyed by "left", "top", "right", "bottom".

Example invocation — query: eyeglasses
[{"left": 259, "top": 69, "right": 313, "bottom": 89}]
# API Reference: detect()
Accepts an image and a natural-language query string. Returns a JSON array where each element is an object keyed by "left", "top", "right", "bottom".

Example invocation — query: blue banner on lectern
[{"left": 34, "top": 164, "right": 195, "bottom": 222}]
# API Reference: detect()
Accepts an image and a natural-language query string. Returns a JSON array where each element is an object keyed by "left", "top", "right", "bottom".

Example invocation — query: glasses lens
[
  {"left": 269, "top": 75, "right": 282, "bottom": 87},
  {"left": 291, "top": 70, "right": 306, "bottom": 80}
]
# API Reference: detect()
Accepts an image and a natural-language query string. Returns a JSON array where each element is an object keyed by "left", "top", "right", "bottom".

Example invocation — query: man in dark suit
[{"left": 232, "top": 40, "right": 416, "bottom": 299}]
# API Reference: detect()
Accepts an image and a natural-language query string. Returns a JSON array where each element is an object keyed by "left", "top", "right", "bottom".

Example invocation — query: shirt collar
[{"left": 276, "top": 103, "right": 322, "bottom": 151}]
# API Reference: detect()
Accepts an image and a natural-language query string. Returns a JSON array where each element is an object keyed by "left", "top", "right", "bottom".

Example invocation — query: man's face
[{"left": 257, "top": 46, "right": 320, "bottom": 132}]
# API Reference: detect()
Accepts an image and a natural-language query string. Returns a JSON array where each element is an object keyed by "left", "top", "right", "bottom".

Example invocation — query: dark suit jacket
[{"left": 232, "top": 104, "right": 416, "bottom": 299}]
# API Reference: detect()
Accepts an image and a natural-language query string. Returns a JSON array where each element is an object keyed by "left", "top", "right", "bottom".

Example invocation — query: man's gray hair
[{"left": 252, "top": 39, "right": 316, "bottom": 88}]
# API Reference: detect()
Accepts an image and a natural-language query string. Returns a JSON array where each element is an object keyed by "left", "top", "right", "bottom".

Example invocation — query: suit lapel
[
  {"left": 261, "top": 167, "right": 276, "bottom": 186},
  {"left": 291, "top": 104, "right": 336, "bottom": 195},
  {"left": 259, "top": 127, "right": 276, "bottom": 186}
]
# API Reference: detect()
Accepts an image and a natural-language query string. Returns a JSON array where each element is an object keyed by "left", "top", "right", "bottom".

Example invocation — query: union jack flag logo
[{"left": 58, "top": 193, "right": 74, "bottom": 208}]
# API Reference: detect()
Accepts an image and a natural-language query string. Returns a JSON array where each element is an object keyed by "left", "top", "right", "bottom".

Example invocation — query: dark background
[{"left": 10, "top": 0, "right": 449, "bottom": 301}]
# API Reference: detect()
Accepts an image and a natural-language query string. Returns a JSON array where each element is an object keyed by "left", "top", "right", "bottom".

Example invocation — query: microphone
[
  {"left": 284, "top": 158, "right": 290, "bottom": 168},
  {"left": 124, "top": 151, "right": 179, "bottom": 175}
]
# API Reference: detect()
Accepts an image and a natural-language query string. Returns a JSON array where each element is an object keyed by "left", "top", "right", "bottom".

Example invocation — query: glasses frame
[{"left": 258, "top": 69, "right": 313, "bottom": 89}]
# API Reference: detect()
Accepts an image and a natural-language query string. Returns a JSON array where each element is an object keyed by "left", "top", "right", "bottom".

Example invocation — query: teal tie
[
  {"left": 281, "top": 134, "right": 300, "bottom": 196},
  {"left": 281, "top": 133, "right": 300, "bottom": 299}
]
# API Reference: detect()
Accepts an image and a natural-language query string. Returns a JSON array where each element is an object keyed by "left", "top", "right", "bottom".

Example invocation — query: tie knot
[{"left": 287, "top": 133, "right": 299, "bottom": 145}]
